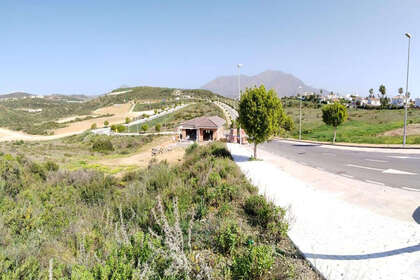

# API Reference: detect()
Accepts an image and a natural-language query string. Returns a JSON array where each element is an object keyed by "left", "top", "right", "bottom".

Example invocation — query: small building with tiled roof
[{"left": 178, "top": 116, "right": 226, "bottom": 142}]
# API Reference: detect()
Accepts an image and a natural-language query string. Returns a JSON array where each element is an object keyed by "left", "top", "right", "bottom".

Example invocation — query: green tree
[
  {"left": 398, "top": 87, "right": 404, "bottom": 95},
  {"left": 379, "top": 84, "right": 389, "bottom": 108},
  {"left": 281, "top": 115, "right": 295, "bottom": 132},
  {"left": 155, "top": 123, "right": 161, "bottom": 132},
  {"left": 104, "top": 120, "right": 109, "bottom": 127},
  {"left": 238, "top": 85, "right": 285, "bottom": 159},
  {"left": 141, "top": 124, "right": 148, "bottom": 132},
  {"left": 322, "top": 102, "right": 348, "bottom": 144},
  {"left": 125, "top": 117, "right": 131, "bottom": 124},
  {"left": 90, "top": 123, "right": 97, "bottom": 130}
]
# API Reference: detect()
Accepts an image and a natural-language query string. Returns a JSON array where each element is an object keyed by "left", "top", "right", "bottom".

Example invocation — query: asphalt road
[{"left": 260, "top": 140, "right": 420, "bottom": 191}]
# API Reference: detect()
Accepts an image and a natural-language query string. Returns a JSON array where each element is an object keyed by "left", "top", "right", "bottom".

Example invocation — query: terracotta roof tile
[{"left": 180, "top": 116, "right": 225, "bottom": 129}]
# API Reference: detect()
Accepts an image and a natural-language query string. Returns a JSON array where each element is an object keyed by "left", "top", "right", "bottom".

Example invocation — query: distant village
[{"left": 295, "top": 90, "right": 420, "bottom": 109}]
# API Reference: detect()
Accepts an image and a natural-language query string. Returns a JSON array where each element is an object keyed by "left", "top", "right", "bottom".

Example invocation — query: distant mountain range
[{"left": 201, "top": 70, "right": 327, "bottom": 98}]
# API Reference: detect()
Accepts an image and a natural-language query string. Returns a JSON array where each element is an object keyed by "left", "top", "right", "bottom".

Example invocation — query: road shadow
[
  {"left": 303, "top": 244, "right": 420, "bottom": 260},
  {"left": 413, "top": 207, "right": 420, "bottom": 224}
]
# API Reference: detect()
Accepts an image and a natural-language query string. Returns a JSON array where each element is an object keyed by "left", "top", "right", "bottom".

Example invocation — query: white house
[
  {"left": 415, "top": 98, "right": 420, "bottom": 108},
  {"left": 391, "top": 95, "right": 405, "bottom": 107},
  {"left": 367, "top": 97, "right": 381, "bottom": 107}
]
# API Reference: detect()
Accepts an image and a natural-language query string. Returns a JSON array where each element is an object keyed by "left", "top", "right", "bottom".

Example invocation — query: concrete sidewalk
[{"left": 227, "top": 143, "right": 420, "bottom": 280}]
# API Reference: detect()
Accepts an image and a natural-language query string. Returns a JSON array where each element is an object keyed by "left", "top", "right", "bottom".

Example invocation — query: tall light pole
[
  {"left": 403, "top": 33, "right": 412, "bottom": 147},
  {"left": 237, "top": 64, "right": 243, "bottom": 144},
  {"left": 298, "top": 86, "right": 303, "bottom": 140}
]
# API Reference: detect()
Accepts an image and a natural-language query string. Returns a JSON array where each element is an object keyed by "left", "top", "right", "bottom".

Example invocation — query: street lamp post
[
  {"left": 237, "top": 64, "right": 243, "bottom": 144},
  {"left": 298, "top": 86, "right": 303, "bottom": 140},
  {"left": 403, "top": 33, "right": 412, "bottom": 147}
]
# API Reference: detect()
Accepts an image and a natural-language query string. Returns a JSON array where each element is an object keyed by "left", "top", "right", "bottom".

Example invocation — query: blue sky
[{"left": 0, "top": 0, "right": 419, "bottom": 98}]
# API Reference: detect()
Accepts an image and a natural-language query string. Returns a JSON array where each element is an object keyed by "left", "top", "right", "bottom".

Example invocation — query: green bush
[
  {"left": 92, "top": 139, "right": 114, "bottom": 153},
  {"left": 91, "top": 123, "right": 97, "bottom": 130},
  {"left": 232, "top": 245, "right": 275, "bottom": 280},
  {"left": 0, "top": 156, "right": 25, "bottom": 197},
  {"left": 216, "top": 221, "right": 242, "bottom": 255},
  {"left": 244, "top": 195, "right": 288, "bottom": 239},
  {"left": 29, "top": 162, "right": 46, "bottom": 180},
  {"left": 155, "top": 123, "right": 161, "bottom": 132},
  {"left": 44, "top": 160, "right": 59, "bottom": 172}
]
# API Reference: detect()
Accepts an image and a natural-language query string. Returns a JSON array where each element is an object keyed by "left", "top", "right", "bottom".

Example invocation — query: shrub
[
  {"left": 155, "top": 123, "right": 161, "bottom": 132},
  {"left": 141, "top": 124, "right": 148, "bottom": 132},
  {"left": 92, "top": 139, "right": 114, "bottom": 153},
  {"left": 231, "top": 245, "right": 275, "bottom": 280},
  {"left": 29, "top": 162, "right": 46, "bottom": 180},
  {"left": 125, "top": 117, "right": 131, "bottom": 124},
  {"left": 104, "top": 120, "right": 109, "bottom": 127},
  {"left": 90, "top": 123, "right": 97, "bottom": 130},
  {"left": 44, "top": 160, "right": 59, "bottom": 172},
  {"left": 244, "top": 195, "right": 288, "bottom": 239},
  {"left": 0, "top": 156, "right": 25, "bottom": 197},
  {"left": 216, "top": 221, "right": 242, "bottom": 255}
]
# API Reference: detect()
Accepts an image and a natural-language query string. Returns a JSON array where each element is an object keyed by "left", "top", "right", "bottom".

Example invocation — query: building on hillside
[
  {"left": 415, "top": 98, "right": 420, "bottom": 108},
  {"left": 391, "top": 95, "right": 405, "bottom": 107},
  {"left": 178, "top": 116, "right": 225, "bottom": 142},
  {"left": 367, "top": 97, "right": 381, "bottom": 107}
]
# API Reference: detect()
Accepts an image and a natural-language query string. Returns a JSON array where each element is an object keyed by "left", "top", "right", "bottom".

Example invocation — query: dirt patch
[
  {"left": 381, "top": 124, "right": 420, "bottom": 136},
  {"left": 97, "top": 137, "right": 186, "bottom": 168}
]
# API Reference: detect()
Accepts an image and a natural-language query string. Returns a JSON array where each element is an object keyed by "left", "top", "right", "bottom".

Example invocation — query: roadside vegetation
[
  {"left": 0, "top": 142, "right": 320, "bottom": 279},
  {"left": 282, "top": 99, "right": 420, "bottom": 144}
]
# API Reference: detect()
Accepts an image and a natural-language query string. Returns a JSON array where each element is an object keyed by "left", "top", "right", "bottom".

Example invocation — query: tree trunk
[
  {"left": 254, "top": 142, "right": 257, "bottom": 159},
  {"left": 333, "top": 127, "right": 337, "bottom": 144}
]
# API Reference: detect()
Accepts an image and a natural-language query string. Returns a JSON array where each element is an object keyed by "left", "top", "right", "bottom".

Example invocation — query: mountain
[
  {"left": 0, "top": 92, "right": 34, "bottom": 99},
  {"left": 201, "top": 70, "right": 325, "bottom": 98}
]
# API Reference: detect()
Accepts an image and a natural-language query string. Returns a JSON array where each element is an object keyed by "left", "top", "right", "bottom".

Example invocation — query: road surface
[{"left": 260, "top": 139, "right": 420, "bottom": 191}]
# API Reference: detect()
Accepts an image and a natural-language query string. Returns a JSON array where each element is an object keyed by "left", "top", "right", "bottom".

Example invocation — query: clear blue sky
[{"left": 1, "top": 0, "right": 419, "bottom": 98}]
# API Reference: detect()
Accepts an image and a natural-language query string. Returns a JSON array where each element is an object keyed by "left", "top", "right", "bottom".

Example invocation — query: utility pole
[
  {"left": 237, "top": 64, "right": 243, "bottom": 144},
  {"left": 403, "top": 33, "right": 412, "bottom": 147},
  {"left": 298, "top": 86, "right": 303, "bottom": 140}
]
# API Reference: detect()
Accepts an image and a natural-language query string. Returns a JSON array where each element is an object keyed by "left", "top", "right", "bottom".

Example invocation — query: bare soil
[{"left": 381, "top": 124, "right": 420, "bottom": 136}]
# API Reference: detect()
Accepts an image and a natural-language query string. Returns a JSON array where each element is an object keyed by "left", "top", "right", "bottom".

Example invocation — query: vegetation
[
  {"left": 321, "top": 102, "right": 348, "bottom": 143},
  {"left": 283, "top": 102, "right": 420, "bottom": 144},
  {"left": 129, "top": 101, "right": 225, "bottom": 133},
  {"left": 238, "top": 86, "right": 291, "bottom": 158},
  {"left": 0, "top": 142, "right": 319, "bottom": 279}
]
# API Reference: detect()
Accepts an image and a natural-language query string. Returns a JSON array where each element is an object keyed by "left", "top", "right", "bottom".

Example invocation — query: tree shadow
[
  {"left": 231, "top": 154, "right": 251, "bottom": 162},
  {"left": 303, "top": 244, "right": 420, "bottom": 260},
  {"left": 413, "top": 206, "right": 420, "bottom": 224}
]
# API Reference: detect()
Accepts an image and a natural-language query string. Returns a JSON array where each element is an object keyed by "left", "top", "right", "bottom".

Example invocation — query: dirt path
[{"left": 97, "top": 137, "right": 186, "bottom": 168}]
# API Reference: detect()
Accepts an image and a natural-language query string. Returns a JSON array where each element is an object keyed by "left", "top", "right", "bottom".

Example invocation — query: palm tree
[{"left": 369, "top": 88, "right": 374, "bottom": 98}]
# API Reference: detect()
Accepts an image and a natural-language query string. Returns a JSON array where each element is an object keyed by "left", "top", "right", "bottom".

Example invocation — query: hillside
[
  {"left": 202, "top": 70, "right": 326, "bottom": 98},
  {"left": 0, "top": 92, "right": 34, "bottom": 99},
  {"left": 0, "top": 86, "right": 232, "bottom": 135},
  {"left": 0, "top": 140, "right": 319, "bottom": 279}
]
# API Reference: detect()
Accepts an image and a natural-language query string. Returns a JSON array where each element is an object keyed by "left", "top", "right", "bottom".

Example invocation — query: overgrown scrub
[{"left": 0, "top": 143, "right": 319, "bottom": 279}]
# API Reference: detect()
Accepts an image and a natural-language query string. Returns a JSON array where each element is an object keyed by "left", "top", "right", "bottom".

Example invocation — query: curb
[{"left": 276, "top": 137, "right": 420, "bottom": 150}]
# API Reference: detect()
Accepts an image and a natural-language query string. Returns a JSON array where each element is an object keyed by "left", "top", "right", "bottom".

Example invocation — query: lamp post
[
  {"left": 298, "top": 86, "right": 303, "bottom": 140},
  {"left": 237, "top": 64, "right": 243, "bottom": 144},
  {"left": 403, "top": 33, "right": 412, "bottom": 147}
]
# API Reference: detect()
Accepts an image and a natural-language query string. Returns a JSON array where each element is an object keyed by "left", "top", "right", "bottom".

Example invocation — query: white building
[
  {"left": 391, "top": 95, "right": 405, "bottom": 107},
  {"left": 367, "top": 97, "right": 381, "bottom": 107}
]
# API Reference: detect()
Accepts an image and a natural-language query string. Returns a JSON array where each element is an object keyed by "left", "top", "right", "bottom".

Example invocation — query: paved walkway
[{"left": 227, "top": 143, "right": 420, "bottom": 280}]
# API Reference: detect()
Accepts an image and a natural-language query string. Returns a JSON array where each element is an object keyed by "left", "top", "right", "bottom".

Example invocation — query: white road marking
[
  {"left": 341, "top": 174, "right": 354, "bottom": 179},
  {"left": 402, "top": 187, "right": 420, "bottom": 192},
  {"left": 365, "top": 159, "right": 388, "bottom": 163},
  {"left": 387, "top": 156, "right": 420, "bottom": 160},
  {"left": 382, "top": 169, "right": 417, "bottom": 175},
  {"left": 346, "top": 164, "right": 417, "bottom": 175},
  {"left": 365, "top": 180, "right": 385, "bottom": 186},
  {"left": 346, "top": 164, "right": 383, "bottom": 172}
]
